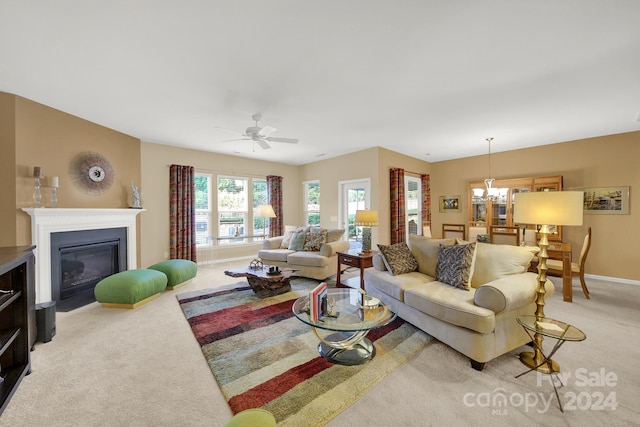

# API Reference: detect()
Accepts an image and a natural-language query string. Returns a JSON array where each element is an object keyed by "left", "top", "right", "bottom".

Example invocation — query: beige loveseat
[
  {"left": 258, "top": 226, "right": 350, "bottom": 280},
  {"left": 364, "top": 235, "right": 553, "bottom": 370}
]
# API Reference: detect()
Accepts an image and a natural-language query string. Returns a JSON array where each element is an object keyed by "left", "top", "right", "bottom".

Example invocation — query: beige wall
[
  {"left": 3, "top": 92, "right": 638, "bottom": 281},
  {"left": 0, "top": 93, "right": 17, "bottom": 246},
  {"left": 2, "top": 93, "right": 142, "bottom": 264},
  {"left": 140, "top": 142, "right": 300, "bottom": 267},
  {"left": 299, "top": 147, "right": 431, "bottom": 248},
  {"left": 430, "top": 132, "right": 640, "bottom": 281}
]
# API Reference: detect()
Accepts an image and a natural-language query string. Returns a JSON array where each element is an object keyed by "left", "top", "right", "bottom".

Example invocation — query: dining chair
[
  {"left": 489, "top": 225, "right": 521, "bottom": 246},
  {"left": 547, "top": 227, "right": 592, "bottom": 299},
  {"left": 442, "top": 223, "right": 466, "bottom": 240}
]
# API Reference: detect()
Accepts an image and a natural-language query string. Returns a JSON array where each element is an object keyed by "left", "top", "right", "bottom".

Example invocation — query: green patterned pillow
[
  {"left": 436, "top": 242, "right": 476, "bottom": 290},
  {"left": 303, "top": 229, "right": 327, "bottom": 251},
  {"left": 377, "top": 242, "right": 419, "bottom": 276}
]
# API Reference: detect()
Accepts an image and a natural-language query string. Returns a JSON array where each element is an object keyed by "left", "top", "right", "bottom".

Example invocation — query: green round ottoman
[
  {"left": 94, "top": 269, "right": 168, "bottom": 309},
  {"left": 147, "top": 259, "right": 197, "bottom": 290},
  {"left": 224, "top": 409, "right": 276, "bottom": 427}
]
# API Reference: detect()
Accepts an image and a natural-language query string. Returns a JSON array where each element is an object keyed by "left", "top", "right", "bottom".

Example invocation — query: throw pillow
[
  {"left": 377, "top": 242, "right": 419, "bottom": 276},
  {"left": 303, "top": 229, "right": 327, "bottom": 251},
  {"left": 288, "top": 229, "right": 307, "bottom": 251},
  {"left": 280, "top": 225, "right": 297, "bottom": 249},
  {"left": 436, "top": 242, "right": 476, "bottom": 290},
  {"left": 326, "top": 228, "right": 345, "bottom": 243}
]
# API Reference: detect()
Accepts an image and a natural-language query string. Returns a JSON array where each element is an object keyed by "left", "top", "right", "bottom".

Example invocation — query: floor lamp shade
[
  {"left": 256, "top": 204, "right": 277, "bottom": 237},
  {"left": 513, "top": 191, "right": 583, "bottom": 226},
  {"left": 355, "top": 210, "right": 378, "bottom": 253}
]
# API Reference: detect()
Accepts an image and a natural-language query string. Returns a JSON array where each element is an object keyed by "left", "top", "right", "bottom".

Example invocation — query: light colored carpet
[
  {"left": 1, "top": 259, "right": 638, "bottom": 426},
  {"left": 176, "top": 282, "right": 431, "bottom": 426}
]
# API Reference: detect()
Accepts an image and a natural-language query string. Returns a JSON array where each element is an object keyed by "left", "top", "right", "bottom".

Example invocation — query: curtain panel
[
  {"left": 421, "top": 174, "right": 431, "bottom": 227},
  {"left": 390, "top": 168, "right": 406, "bottom": 244},
  {"left": 169, "top": 164, "right": 197, "bottom": 262},
  {"left": 266, "top": 175, "right": 283, "bottom": 237}
]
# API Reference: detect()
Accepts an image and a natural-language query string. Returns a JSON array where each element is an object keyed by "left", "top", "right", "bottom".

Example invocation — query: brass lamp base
[{"left": 519, "top": 351, "right": 560, "bottom": 374}]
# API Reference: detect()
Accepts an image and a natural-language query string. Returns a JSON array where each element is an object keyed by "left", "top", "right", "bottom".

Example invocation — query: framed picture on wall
[
  {"left": 439, "top": 195, "right": 461, "bottom": 213},
  {"left": 572, "top": 186, "right": 630, "bottom": 214}
]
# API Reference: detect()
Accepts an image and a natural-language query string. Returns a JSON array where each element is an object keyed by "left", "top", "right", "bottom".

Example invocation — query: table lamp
[
  {"left": 355, "top": 210, "right": 378, "bottom": 253},
  {"left": 256, "top": 204, "right": 276, "bottom": 239},
  {"left": 513, "top": 191, "right": 583, "bottom": 372}
]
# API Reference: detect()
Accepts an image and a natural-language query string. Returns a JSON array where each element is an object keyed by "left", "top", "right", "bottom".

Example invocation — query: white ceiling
[{"left": 1, "top": 1, "right": 639, "bottom": 165}]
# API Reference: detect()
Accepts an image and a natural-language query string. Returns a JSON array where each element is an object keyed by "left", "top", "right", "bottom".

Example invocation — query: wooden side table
[{"left": 336, "top": 250, "right": 374, "bottom": 289}]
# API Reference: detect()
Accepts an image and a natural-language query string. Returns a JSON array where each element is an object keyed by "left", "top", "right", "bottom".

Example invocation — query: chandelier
[{"left": 473, "top": 137, "right": 500, "bottom": 202}]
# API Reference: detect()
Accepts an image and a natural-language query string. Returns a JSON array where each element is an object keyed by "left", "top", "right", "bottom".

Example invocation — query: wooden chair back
[
  {"left": 489, "top": 225, "right": 521, "bottom": 246},
  {"left": 442, "top": 223, "right": 466, "bottom": 240}
]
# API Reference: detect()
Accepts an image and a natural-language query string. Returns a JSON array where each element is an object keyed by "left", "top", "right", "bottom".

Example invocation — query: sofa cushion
[
  {"left": 326, "top": 228, "right": 345, "bottom": 243},
  {"left": 377, "top": 242, "right": 419, "bottom": 275},
  {"left": 436, "top": 242, "right": 476, "bottom": 290},
  {"left": 286, "top": 251, "right": 329, "bottom": 268},
  {"left": 258, "top": 249, "right": 295, "bottom": 262},
  {"left": 407, "top": 235, "right": 455, "bottom": 277},
  {"left": 288, "top": 229, "right": 307, "bottom": 251},
  {"left": 364, "top": 268, "right": 431, "bottom": 301},
  {"left": 303, "top": 229, "right": 327, "bottom": 251},
  {"left": 471, "top": 243, "right": 539, "bottom": 288},
  {"left": 404, "top": 281, "right": 496, "bottom": 334}
]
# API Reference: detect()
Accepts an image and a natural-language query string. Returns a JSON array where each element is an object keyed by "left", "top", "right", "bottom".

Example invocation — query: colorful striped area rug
[{"left": 177, "top": 282, "right": 431, "bottom": 426}]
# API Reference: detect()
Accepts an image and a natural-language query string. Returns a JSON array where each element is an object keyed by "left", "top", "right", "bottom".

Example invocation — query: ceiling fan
[{"left": 215, "top": 113, "right": 299, "bottom": 150}]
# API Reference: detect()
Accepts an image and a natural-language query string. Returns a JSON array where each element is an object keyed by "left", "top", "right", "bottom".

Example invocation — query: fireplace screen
[
  {"left": 51, "top": 227, "right": 127, "bottom": 305},
  {"left": 60, "top": 243, "right": 118, "bottom": 299}
]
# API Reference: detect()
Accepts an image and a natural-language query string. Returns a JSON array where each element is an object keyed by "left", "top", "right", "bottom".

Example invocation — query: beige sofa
[
  {"left": 258, "top": 226, "right": 350, "bottom": 280},
  {"left": 364, "top": 235, "right": 553, "bottom": 370}
]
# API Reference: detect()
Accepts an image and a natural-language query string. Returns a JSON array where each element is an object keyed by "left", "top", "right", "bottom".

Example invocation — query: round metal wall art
[{"left": 71, "top": 151, "right": 115, "bottom": 194}]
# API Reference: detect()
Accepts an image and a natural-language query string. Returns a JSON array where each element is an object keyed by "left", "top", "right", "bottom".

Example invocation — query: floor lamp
[
  {"left": 513, "top": 191, "right": 583, "bottom": 373},
  {"left": 355, "top": 210, "right": 378, "bottom": 253},
  {"left": 256, "top": 204, "right": 276, "bottom": 239}
]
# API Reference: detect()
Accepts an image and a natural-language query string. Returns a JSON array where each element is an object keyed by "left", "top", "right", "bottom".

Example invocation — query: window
[
  {"left": 195, "top": 173, "right": 212, "bottom": 245},
  {"left": 252, "top": 179, "right": 268, "bottom": 235},
  {"left": 196, "top": 172, "right": 268, "bottom": 246},
  {"left": 405, "top": 176, "right": 422, "bottom": 237},
  {"left": 304, "top": 181, "right": 320, "bottom": 226},
  {"left": 218, "top": 176, "right": 248, "bottom": 241}
]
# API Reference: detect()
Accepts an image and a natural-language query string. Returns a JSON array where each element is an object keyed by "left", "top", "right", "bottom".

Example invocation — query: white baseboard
[
  {"left": 197, "top": 255, "right": 255, "bottom": 266},
  {"left": 585, "top": 273, "right": 640, "bottom": 286}
]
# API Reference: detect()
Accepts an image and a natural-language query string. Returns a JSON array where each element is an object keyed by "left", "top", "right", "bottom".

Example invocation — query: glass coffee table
[{"left": 292, "top": 288, "right": 396, "bottom": 365}]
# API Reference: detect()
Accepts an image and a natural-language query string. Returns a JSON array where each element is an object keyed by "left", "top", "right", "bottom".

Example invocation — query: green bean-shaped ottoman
[
  {"left": 94, "top": 269, "right": 168, "bottom": 309},
  {"left": 147, "top": 259, "right": 197, "bottom": 290}
]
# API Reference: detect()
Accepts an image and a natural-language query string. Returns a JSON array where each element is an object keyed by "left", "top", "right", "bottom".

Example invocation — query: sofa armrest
[
  {"left": 319, "top": 240, "right": 350, "bottom": 257},
  {"left": 263, "top": 236, "right": 284, "bottom": 250},
  {"left": 474, "top": 272, "right": 555, "bottom": 314}
]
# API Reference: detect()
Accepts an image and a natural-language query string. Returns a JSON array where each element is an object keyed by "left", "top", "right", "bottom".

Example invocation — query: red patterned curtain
[
  {"left": 169, "top": 165, "right": 197, "bottom": 262},
  {"left": 421, "top": 174, "right": 431, "bottom": 228},
  {"left": 266, "top": 175, "right": 283, "bottom": 237},
  {"left": 390, "top": 168, "right": 406, "bottom": 244}
]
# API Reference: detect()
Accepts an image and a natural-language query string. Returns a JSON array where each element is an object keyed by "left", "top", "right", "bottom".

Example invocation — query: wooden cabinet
[
  {"left": 468, "top": 175, "right": 563, "bottom": 241},
  {"left": 0, "top": 246, "right": 35, "bottom": 415}
]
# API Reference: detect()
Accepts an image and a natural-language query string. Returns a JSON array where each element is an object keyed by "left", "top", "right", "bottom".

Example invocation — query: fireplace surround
[{"left": 22, "top": 208, "right": 145, "bottom": 304}]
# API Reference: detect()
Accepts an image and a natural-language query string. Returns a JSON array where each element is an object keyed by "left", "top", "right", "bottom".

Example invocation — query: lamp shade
[
  {"left": 355, "top": 210, "right": 378, "bottom": 226},
  {"left": 513, "top": 191, "right": 583, "bottom": 226},
  {"left": 255, "top": 204, "right": 276, "bottom": 218}
]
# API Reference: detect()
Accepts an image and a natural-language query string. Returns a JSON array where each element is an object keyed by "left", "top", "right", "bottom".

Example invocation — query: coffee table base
[{"left": 317, "top": 332, "right": 376, "bottom": 366}]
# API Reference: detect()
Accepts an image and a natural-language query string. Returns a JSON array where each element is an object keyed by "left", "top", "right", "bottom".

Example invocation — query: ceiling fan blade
[
  {"left": 259, "top": 125, "right": 277, "bottom": 136},
  {"left": 266, "top": 137, "right": 299, "bottom": 144},
  {"left": 220, "top": 138, "right": 250, "bottom": 142},
  {"left": 256, "top": 139, "right": 271, "bottom": 150},
  {"left": 214, "top": 126, "right": 244, "bottom": 136}
]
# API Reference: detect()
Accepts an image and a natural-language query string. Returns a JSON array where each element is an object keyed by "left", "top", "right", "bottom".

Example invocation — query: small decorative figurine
[{"left": 131, "top": 181, "right": 142, "bottom": 208}]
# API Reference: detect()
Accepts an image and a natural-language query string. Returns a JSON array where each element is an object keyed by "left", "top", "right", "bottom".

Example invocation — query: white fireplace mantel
[{"left": 22, "top": 208, "right": 145, "bottom": 304}]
